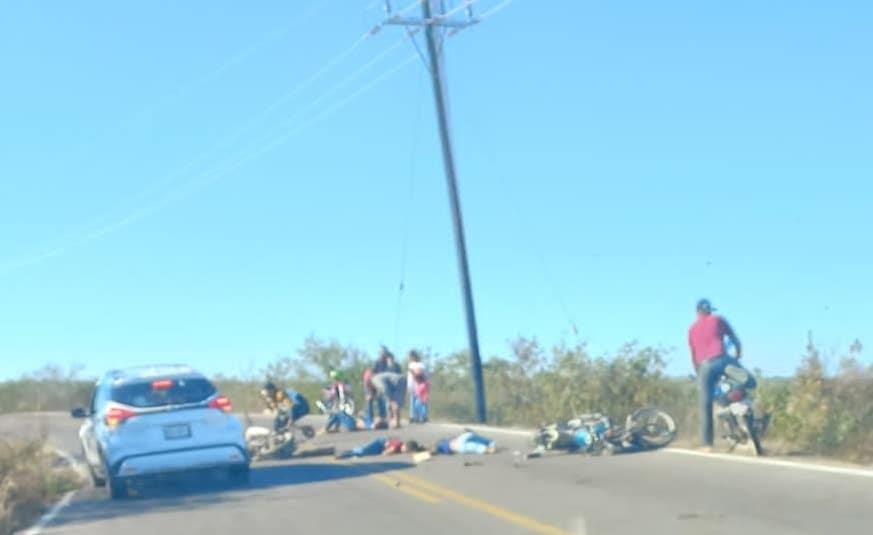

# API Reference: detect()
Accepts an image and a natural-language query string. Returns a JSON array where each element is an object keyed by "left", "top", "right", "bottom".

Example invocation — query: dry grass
[{"left": 0, "top": 437, "right": 82, "bottom": 535}]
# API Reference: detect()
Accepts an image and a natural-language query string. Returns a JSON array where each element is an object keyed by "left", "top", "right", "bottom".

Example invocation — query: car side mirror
[{"left": 71, "top": 407, "right": 88, "bottom": 419}]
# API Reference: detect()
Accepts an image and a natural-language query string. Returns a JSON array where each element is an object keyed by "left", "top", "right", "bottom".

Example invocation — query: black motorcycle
[{"left": 713, "top": 363, "right": 768, "bottom": 456}]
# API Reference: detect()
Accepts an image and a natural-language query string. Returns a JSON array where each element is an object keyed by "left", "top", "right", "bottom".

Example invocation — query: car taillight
[
  {"left": 105, "top": 407, "right": 137, "bottom": 428},
  {"left": 208, "top": 395, "right": 232, "bottom": 413},
  {"left": 152, "top": 379, "right": 173, "bottom": 390}
]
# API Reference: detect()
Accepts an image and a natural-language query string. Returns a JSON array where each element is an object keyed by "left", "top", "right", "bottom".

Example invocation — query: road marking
[
  {"left": 663, "top": 448, "right": 873, "bottom": 478},
  {"left": 21, "top": 448, "right": 85, "bottom": 535},
  {"left": 20, "top": 490, "right": 75, "bottom": 535},
  {"left": 390, "top": 471, "right": 573, "bottom": 535},
  {"left": 53, "top": 447, "right": 89, "bottom": 480},
  {"left": 370, "top": 473, "right": 442, "bottom": 503}
]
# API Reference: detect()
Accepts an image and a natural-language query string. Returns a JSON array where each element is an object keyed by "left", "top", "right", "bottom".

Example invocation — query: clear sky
[{"left": 1, "top": 0, "right": 870, "bottom": 379}]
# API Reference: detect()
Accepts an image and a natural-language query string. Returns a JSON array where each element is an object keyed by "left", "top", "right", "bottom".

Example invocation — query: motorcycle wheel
[
  {"left": 628, "top": 408, "right": 677, "bottom": 449},
  {"left": 743, "top": 414, "right": 763, "bottom": 456}
]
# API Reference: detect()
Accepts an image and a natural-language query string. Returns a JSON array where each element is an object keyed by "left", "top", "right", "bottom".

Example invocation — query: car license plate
[{"left": 163, "top": 423, "right": 191, "bottom": 440}]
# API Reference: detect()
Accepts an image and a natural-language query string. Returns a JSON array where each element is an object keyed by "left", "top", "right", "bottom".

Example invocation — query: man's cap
[{"left": 696, "top": 299, "right": 716, "bottom": 313}]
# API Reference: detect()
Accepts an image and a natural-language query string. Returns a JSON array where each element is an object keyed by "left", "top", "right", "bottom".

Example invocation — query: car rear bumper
[{"left": 111, "top": 444, "right": 249, "bottom": 478}]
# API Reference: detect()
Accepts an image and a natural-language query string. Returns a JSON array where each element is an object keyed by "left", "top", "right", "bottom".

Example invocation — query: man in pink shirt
[{"left": 688, "top": 299, "right": 742, "bottom": 451}]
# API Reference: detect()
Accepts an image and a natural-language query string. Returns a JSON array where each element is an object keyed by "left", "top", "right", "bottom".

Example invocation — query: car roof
[{"left": 103, "top": 364, "right": 206, "bottom": 385}]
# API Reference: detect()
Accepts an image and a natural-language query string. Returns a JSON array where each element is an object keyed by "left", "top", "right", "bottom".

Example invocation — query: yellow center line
[
  {"left": 330, "top": 458, "right": 442, "bottom": 504},
  {"left": 389, "top": 471, "right": 573, "bottom": 535},
  {"left": 370, "top": 473, "right": 442, "bottom": 504}
]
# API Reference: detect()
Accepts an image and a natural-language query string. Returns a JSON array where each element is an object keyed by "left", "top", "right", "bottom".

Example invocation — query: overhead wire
[
  {"left": 0, "top": 27, "right": 395, "bottom": 274},
  {"left": 0, "top": 0, "right": 513, "bottom": 276},
  {"left": 33, "top": 1, "right": 328, "bottom": 249},
  {"left": 393, "top": 68, "right": 426, "bottom": 351},
  {"left": 0, "top": 51, "right": 422, "bottom": 277}
]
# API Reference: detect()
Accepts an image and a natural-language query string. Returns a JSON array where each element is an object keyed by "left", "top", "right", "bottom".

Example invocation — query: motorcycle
[
  {"left": 245, "top": 425, "right": 297, "bottom": 461},
  {"left": 315, "top": 378, "right": 356, "bottom": 416},
  {"left": 713, "top": 363, "right": 768, "bottom": 456},
  {"left": 244, "top": 413, "right": 316, "bottom": 462},
  {"left": 531, "top": 407, "right": 677, "bottom": 456}
]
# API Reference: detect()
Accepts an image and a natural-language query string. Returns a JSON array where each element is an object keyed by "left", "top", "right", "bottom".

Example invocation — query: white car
[{"left": 72, "top": 364, "right": 249, "bottom": 499}]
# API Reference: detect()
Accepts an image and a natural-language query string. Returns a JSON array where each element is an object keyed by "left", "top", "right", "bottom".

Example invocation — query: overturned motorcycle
[
  {"left": 244, "top": 417, "right": 316, "bottom": 462},
  {"left": 530, "top": 408, "right": 677, "bottom": 457}
]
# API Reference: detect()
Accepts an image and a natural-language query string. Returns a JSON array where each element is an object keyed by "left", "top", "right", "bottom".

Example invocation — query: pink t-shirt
[
  {"left": 414, "top": 381, "right": 430, "bottom": 403},
  {"left": 688, "top": 314, "right": 729, "bottom": 367}
]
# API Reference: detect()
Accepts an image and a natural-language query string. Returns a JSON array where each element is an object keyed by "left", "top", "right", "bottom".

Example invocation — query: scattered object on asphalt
[
  {"left": 412, "top": 451, "right": 432, "bottom": 464},
  {"left": 463, "top": 460, "right": 484, "bottom": 467},
  {"left": 295, "top": 446, "right": 336, "bottom": 459}
]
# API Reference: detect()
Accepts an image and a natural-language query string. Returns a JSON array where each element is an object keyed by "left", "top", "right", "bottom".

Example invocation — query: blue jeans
[
  {"left": 337, "top": 438, "right": 386, "bottom": 458},
  {"left": 410, "top": 395, "right": 428, "bottom": 422},
  {"left": 698, "top": 355, "right": 734, "bottom": 446},
  {"left": 291, "top": 397, "right": 310, "bottom": 422},
  {"left": 326, "top": 411, "right": 357, "bottom": 432},
  {"left": 367, "top": 396, "right": 386, "bottom": 421},
  {"left": 455, "top": 432, "right": 495, "bottom": 454}
]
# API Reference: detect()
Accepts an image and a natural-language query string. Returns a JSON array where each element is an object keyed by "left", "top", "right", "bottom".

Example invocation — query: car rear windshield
[{"left": 111, "top": 377, "right": 216, "bottom": 408}]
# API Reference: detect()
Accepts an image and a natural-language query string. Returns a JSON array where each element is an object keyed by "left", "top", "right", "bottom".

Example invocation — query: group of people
[
  {"left": 363, "top": 346, "right": 431, "bottom": 429},
  {"left": 260, "top": 345, "right": 432, "bottom": 436},
  {"left": 261, "top": 298, "right": 750, "bottom": 455}
]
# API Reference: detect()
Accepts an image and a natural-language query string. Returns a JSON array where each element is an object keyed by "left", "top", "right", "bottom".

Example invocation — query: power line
[
  {"left": 30, "top": 1, "right": 328, "bottom": 248},
  {"left": 393, "top": 68, "right": 426, "bottom": 351},
  {"left": 0, "top": 28, "right": 393, "bottom": 274},
  {"left": 0, "top": 2, "right": 504, "bottom": 276},
  {"left": 0, "top": 50, "right": 419, "bottom": 275}
]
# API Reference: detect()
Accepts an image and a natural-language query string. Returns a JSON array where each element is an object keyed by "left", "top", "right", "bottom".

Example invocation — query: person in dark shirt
[{"left": 688, "top": 299, "right": 742, "bottom": 451}]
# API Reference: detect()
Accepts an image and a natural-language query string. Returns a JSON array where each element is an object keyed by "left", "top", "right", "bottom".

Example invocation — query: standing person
[
  {"left": 407, "top": 350, "right": 430, "bottom": 423},
  {"left": 371, "top": 348, "right": 406, "bottom": 428},
  {"left": 363, "top": 368, "right": 386, "bottom": 422},
  {"left": 365, "top": 346, "right": 394, "bottom": 421},
  {"left": 688, "top": 299, "right": 742, "bottom": 452}
]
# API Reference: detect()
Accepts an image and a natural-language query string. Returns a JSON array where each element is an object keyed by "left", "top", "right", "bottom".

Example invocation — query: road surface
[{"left": 2, "top": 412, "right": 872, "bottom": 535}]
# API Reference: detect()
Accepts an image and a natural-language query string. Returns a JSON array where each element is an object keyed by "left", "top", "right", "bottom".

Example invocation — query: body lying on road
[
  {"left": 335, "top": 437, "right": 426, "bottom": 458},
  {"left": 433, "top": 431, "right": 497, "bottom": 455}
]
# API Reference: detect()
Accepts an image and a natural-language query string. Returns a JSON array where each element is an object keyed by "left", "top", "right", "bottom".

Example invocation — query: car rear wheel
[
  {"left": 228, "top": 465, "right": 250, "bottom": 486},
  {"left": 89, "top": 465, "right": 106, "bottom": 487},
  {"left": 108, "top": 473, "right": 128, "bottom": 499}
]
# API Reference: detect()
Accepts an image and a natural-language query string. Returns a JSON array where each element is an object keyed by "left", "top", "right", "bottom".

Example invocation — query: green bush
[{"left": 1, "top": 335, "right": 870, "bottom": 463}]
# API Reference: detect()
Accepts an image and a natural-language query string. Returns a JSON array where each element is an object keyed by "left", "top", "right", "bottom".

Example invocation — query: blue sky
[{"left": 1, "top": 0, "right": 870, "bottom": 380}]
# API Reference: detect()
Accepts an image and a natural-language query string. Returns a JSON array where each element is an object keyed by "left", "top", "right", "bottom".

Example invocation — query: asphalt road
[{"left": 2, "top": 412, "right": 872, "bottom": 535}]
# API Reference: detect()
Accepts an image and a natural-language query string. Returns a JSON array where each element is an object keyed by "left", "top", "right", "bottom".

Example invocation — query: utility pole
[{"left": 380, "top": 0, "right": 487, "bottom": 422}]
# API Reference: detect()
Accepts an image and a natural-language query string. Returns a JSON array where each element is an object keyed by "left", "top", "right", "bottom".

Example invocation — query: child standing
[{"left": 407, "top": 350, "right": 430, "bottom": 423}]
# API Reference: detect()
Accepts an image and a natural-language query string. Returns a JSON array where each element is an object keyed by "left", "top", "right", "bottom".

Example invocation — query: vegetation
[
  {"left": 0, "top": 437, "right": 82, "bottom": 535},
  {"left": 1, "top": 335, "right": 871, "bottom": 463}
]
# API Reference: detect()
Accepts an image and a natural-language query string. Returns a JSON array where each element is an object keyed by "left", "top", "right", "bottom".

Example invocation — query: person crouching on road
[
  {"left": 325, "top": 410, "right": 388, "bottom": 433},
  {"left": 261, "top": 381, "right": 310, "bottom": 432},
  {"left": 688, "top": 299, "right": 742, "bottom": 452}
]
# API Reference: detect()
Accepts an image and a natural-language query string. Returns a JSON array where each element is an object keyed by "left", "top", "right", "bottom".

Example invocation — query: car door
[{"left": 79, "top": 382, "right": 103, "bottom": 468}]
